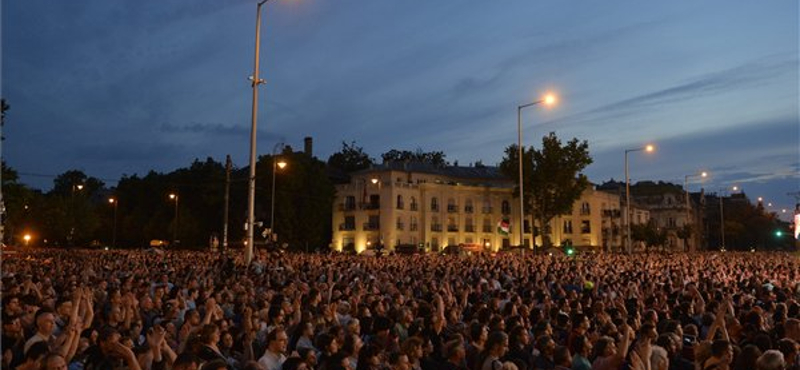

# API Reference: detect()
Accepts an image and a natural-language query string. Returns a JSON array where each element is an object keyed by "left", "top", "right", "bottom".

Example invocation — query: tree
[
  {"left": 327, "top": 141, "right": 373, "bottom": 173},
  {"left": 500, "top": 132, "right": 593, "bottom": 249},
  {"left": 381, "top": 148, "right": 448, "bottom": 167}
]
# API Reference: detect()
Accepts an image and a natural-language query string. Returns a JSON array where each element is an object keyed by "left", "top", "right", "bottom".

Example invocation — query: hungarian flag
[{"left": 497, "top": 220, "right": 510, "bottom": 236}]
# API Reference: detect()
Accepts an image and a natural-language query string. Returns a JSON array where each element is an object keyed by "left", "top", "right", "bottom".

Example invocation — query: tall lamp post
[
  {"left": 624, "top": 144, "right": 655, "bottom": 254},
  {"left": 169, "top": 193, "right": 179, "bottom": 245},
  {"left": 371, "top": 177, "right": 383, "bottom": 249},
  {"left": 517, "top": 93, "right": 556, "bottom": 253},
  {"left": 270, "top": 143, "right": 287, "bottom": 245},
  {"left": 683, "top": 171, "right": 707, "bottom": 251},
  {"left": 718, "top": 186, "right": 738, "bottom": 250},
  {"left": 108, "top": 198, "right": 118, "bottom": 249},
  {"left": 246, "top": 0, "right": 272, "bottom": 265}
]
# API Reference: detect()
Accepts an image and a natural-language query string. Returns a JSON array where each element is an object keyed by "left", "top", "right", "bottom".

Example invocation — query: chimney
[{"left": 304, "top": 137, "right": 313, "bottom": 157}]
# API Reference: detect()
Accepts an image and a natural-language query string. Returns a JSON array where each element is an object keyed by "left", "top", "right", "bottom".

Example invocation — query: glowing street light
[
  {"left": 624, "top": 144, "right": 656, "bottom": 253},
  {"left": 23, "top": 234, "right": 31, "bottom": 247},
  {"left": 108, "top": 198, "right": 118, "bottom": 249},
  {"left": 270, "top": 143, "right": 288, "bottom": 245},
  {"left": 683, "top": 170, "right": 708, "bottom": 251},
  {"left": 517, "top": 91, "right": 557, "bottom": 254},
  {"left": 169, "top": 193, "right": 179, "bottom": 245}
]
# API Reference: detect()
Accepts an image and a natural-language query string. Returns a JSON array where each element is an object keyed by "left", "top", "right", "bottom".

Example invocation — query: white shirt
[{"left": 258, "top": 349, "right": 286, "bottom": 370}]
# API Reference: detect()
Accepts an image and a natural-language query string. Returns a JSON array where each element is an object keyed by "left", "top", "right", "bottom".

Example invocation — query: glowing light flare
[
  {"left": 543, "top": 93, "right": 557, "bottom": 106},
  {"left": 277, "top": 161, "right": 287, "bottom": 169}
]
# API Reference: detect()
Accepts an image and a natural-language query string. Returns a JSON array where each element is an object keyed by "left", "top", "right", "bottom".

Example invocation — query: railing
[
  {"left": 482, "top": 207, "right": 493, "bottom": 214},
  {"left": 580, "top": 208, "right": 591, "bottom": 216},
  {"left": 465, "top": 206, "right": 474, "bottom": 213},
  {"left": 410, "top": 203, "right": 418, "bottom": 211},
  {"left": 410, "top": 224, "right": 418, "bottom": 231},
  {"left": 338, "top": 224, "right": 356, "bottom": 231},
  {"left": 360, "top": 203, "right": 380, "bottom": 210},
  {"left": 447, "top": 205, "right": 458, "bottom": 213},
  {"left": 396, "top": 222, "right": 405, "bottom": 230},
  {"left": 501, "top": 208, "right": 511, "bottom": 215},
  {"left": 363, "top": 222, "right": 380, "bottom": 231},
  {"left": 431, "top": 224, "right": 442, "bottom": 232},
  {"left": 483, "top": 225, "right": 493, "bottom": 233},
  {"left": 338, "top": 203, "right": 356, "bottom": 211},
  {"left": 447, "top": 225, "right": 459, "bottom": 232},
  {"left": 465, "top": 225, "right": 475, "bottom": 233}
]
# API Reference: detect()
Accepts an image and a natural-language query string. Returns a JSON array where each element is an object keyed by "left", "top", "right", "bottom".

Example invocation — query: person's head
[
  {"left": 41, "top": 353, "right": 68, "bottom": 370},
  {"left": 710, "top": 340, "right": 733, "bottom": 364},
  {"left": 486, "top": 331, "right": 509, "bottom": 358},
  {"left": 266, "top": 327, "right": 288, "bottom": 354},
  {"left": 298, "top": 347, "right": 318, "bottom": 368},
  {"left": 535, "top": 335, "right": 556, "bottom": 358},
  {"left": 508, "top": 326, "right": 530, "bottom": 349},
  {"left": 786, "top": 318, "right": 800, "bottom": 341},
  {"left": 341, "top": 333, "right": 363, "bottom": 357},
  {"left": 316, "top": 332, "right": 339, "bottom": 355},
  {"left": 34, "top": 309, "right": 56, "bottom": 336},
  {"left": 553, "top": 345, "right": 571, "bottom": 367},
  {"left": 199, "top": 359, "right": 228, "bottom": 370},
  {"left": 571, "top": 334, "right": 592, "bottom": 357},
  {"left": 97, "top": 327, "right": 122, "bottom": 355},
  {"left": 593, "top": 336, "right": 617, "bottom": 359},
  {"left": 776, "top": 338, "right": 798, "bottom": 367},
  {"left": 443, "top": 339, "right": 466, "bottom": 364},
  {"left": 22, "top": 341, "right": 48, "bottom": 368},
  {"left": 638, "top": 323, "right": 658, "bottom": 345},
  {"left": 199, "top": 324, "right": 220, "bottom": 346},
  {"left": 2, "top": 313, "right": 22, "bottom": 336},
  {"left": 469, "top": 322, "right": 489, "bottom": 345},
  {"left": 401, "top": 337, "right": 423, "bottom": 361},
  {"left": 388, "top": 352, "right": 410, "bottom": 370},
  {"left": 174, "top": 352, "right": 201, "bottom": 370},
  {"left": 281, "top": 357, "right": 309, "bottom": 370},
  {"left": 755, "top": 350, "right": 785, "bottom": 370},
  {"left": 186, "top": 309, "right": 201, "bottom": 326}
]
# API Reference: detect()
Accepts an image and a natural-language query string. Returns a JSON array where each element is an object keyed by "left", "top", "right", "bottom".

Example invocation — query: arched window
[
  {"left": 501, "top": 200, "right": 511, "bottom": 215},
  {"left": 396, "top": 195, "right": 404, "bottom": 209}
]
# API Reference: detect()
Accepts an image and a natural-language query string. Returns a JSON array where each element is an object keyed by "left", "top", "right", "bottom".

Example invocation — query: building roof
[{"left": 355, "top": 161, "right": 513, "bottom": 186}]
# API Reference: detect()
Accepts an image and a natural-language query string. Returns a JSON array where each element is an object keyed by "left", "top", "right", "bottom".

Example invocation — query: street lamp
[
  {"left": 683, "top": 171, "right": 707, "bottom": 251},
  {"left": 624, "top": 144, "right": 655, "bottom": 254},
  {"left": 718, "top": 186, "right": 738, "bottom": 250},
  {"left": 517, "top": 92, "right": 556, "bottom": 253},
  {"left": 23, "top": 233, "right": 31, "bottom": 247},
  {"left": 270, "top": 143, "right": 288, "bottom": 244},
  {"left": 246, "top": 0, "right": 272, "bottom": 265},
  {"left": 108, "top": 198, "right": 118, "bottom": 249},
  {"left": 169, "top": 193, "right": 179, "bottom": 246},
  {"left": 371, "top": 177, "right": 383, "bottom": 249}
]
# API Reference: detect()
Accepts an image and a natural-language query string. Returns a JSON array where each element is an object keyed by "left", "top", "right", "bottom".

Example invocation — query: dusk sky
[{"left": 3, "top": 1, "right": 798, "bottom": 219}]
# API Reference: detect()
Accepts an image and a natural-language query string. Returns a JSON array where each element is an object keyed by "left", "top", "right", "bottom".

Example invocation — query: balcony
[
  {"left": 501, "top": 208, "right": 511, "bottom": 215},
  {"left": 580, "top": 208, "right": 591, "bottom": 216},
  {"left": 482, "top": 207, "right": 493, "bottom": 214},
  {"left": 447, "top": 225, "right": 459, "bottom": 232},
  {"left": 338, "top": 223, "right": 356, "bottom": 231},
  {"left": 602, "top": 209, "right": 621, "bottom": 217},
  {"left": 410, "top": 224, "right": 418, "bottom": 231},
  {"left": 396, "top": 222, "right": 405, "bottom": 231},
  {"left": 363, "top": 222, "right": 380, "bottom": 231},
  {"left": 338, "top": 203, "right": 357, "bottom": 211},
  {"left": 447, "top": 205, "right": 458, "bottom": 213},
  {"left": 361, "top": 203, "right": 380, "bottom": 210},
  {"left": 410, "top": 203, "right": 418, "bottom": 211},
  {"left": 483, "top": 225, "right": 493, "bottom": 233},
  {"left": 465, "top": 206, "right": 474, "bottom": 214},
  {"left": 465, "top": 225, "right": 475, "bottom": 233},
  {"left": 431, "top": 224, "right": 442, "bottom": 232}
]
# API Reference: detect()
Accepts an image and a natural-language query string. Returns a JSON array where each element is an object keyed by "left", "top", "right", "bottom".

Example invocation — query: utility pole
[{"left": 223, "top": 155, "right": 232, "bottom": 250}]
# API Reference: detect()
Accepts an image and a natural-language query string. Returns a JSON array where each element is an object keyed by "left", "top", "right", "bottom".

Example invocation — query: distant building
[{"left": 331, "top": 162, "right": 645, "bottom": 253}]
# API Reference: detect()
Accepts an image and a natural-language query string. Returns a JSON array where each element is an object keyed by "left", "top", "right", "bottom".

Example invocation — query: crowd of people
[{"left": 1, "top": 249, "right": 798, "bottom": 370}]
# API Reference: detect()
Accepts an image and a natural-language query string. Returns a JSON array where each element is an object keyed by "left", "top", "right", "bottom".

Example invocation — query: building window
[
  {"left": 447, "top": 198, "right": 458, "bottom": 213},
  {"left": 563, "top": 220, "right": 573, "bottom": 234},
  {"left": 482, "top": 198, "right": 492, "bottom": 214},
  {"left": 465, "top": 217, "right": 474, "bottom": 233},
  {"left": 369, "top": 194, "right": 380, "bottom": 209},
  {"left": 501, "top": 201, "right": 511, "bottom": 215},
  {"left": 580, "top": 202, "right": 591, "bottom": 215},
  {"left": 410, "top": 216, "right": 418, "bottom": 231},
  {"left": 344, "top": 196, "right": 356, "bottom": 211},
  {"left": 447, "top": 217, "right": 458, "bottom": 232},
  {"left": 431, "top": 216, "right": 442, "bottom": 232},
  {"left": 340, "top": 216, "right": 356, "bottom": 231},
  {"left": 396, "top": 195, "right": 404, "bottom": 210},
  {"left": 668, "top": 217, "right": 676, "bottom": 227},
  {"left": 581, "top": 220, "right": 591, "bottom": 234},
  {"left": 365, "top": 215, "right": 380, "bottom": 230},
  {"left": 465, "top": 199, "right": 474, "bottom": 213},
  {"left": 396, "top": 217, "right": 404, "bottom": 230},
  {"left": 483, "top": 218, "right": 492, "bottom": 233},
  {"left": 431, "top": 197, "right": 439, "bottom": 211},
  {"left": 410, "top": 196, "right": 418, "bottom": 211}
]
